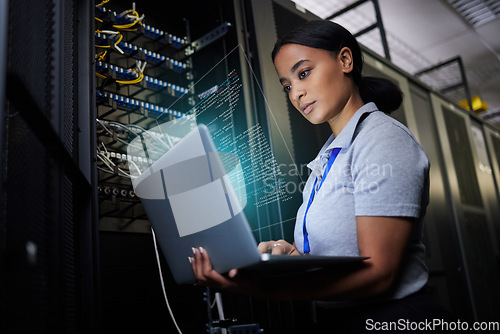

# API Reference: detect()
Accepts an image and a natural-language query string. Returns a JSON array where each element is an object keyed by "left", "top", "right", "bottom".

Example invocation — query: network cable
[{"left": 152, "top": 228, "right": 184, "bottom": 334}]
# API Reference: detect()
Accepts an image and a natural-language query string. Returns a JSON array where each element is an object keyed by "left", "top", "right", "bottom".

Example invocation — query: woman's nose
[{"left": 290, "top": 85, "right": 305, "bottom": 102}]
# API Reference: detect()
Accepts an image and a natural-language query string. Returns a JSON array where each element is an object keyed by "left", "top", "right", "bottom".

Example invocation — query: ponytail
[{"left": 359, "top": 76, "right": 403, "bottom": 113}]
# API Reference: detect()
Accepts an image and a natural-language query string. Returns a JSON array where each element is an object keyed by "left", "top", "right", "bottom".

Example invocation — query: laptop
[{"left": 130, "top": 124, "right": 368, "bottom": 284}]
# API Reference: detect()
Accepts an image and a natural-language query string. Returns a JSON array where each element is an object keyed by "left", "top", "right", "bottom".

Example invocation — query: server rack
[
  {"left": 484, "top": 126, "right": 500, "bottom": 231},
  {"left": 432, "top": 96, "right": 500, "bottom": 321},
  {"left": 94, "top": 1, "right": 261, "bottom": 333},
  {"left": 407, "top": 83, "right": 468, "bottom": 317},
  {"left": 0, "top": 0, "right": 8, "bottom": 327},
  {"left": 1, "top": 0, "right": 98, "bottom": 333},
  {"left": 95, "top": 2, "right": 191, "bottom": 233}
]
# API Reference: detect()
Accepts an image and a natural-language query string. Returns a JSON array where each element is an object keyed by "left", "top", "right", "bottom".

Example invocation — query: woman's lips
[{"left": 301, "top": 101, "right": 315, "bottom": 115}]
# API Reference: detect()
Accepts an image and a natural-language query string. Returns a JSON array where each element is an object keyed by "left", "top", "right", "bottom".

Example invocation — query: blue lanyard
[{"left": 302, "top": 147, "right": 342, "bottom": 254}]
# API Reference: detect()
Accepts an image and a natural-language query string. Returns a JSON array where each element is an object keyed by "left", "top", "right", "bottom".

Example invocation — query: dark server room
[{"left": 1, "top": 0, "right": 500, "bottom": 333}]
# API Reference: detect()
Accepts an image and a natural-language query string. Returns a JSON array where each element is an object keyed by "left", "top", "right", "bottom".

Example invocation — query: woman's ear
[{"left": 339, "top": 47, "right": 354, "bottom": 74}]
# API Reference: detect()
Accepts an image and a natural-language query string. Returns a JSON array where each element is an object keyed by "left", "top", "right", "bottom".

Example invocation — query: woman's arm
[
  {"left": 190, "top": 215, "right": 413, "bottom": 300},
  {"left": 277, "top": 216, "right": 413, "bottom": 300}
]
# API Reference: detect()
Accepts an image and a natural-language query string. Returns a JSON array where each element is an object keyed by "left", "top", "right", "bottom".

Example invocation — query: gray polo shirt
[{"left": 294, "top": 102, "right": 429, "bottom": 300}]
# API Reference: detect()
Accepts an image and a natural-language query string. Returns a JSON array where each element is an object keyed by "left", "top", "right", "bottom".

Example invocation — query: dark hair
[{"left": 272, "top": 20, "right": 402, "bottom": 113}]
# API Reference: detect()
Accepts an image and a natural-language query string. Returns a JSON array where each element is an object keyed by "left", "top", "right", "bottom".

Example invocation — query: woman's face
[{"left": 273, "top": 43, "right": 356, "bottom": 126}]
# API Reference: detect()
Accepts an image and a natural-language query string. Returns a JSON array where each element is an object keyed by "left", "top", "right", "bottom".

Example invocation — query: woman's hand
[
  {"left": 189, "top": 247, "right": 240, "bottom": 291},
  {"left": 257, "top": 240, "right": 300, "bottom": 255},
  {"left": 189, "top": 239, "right": 299, "bottom": 298}
]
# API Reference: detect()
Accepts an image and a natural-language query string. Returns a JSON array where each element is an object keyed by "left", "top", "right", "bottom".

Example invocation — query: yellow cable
[
  {"left": 114, "top": 33, "right": 123, "bottom": 45},
  {"left": 95, "top": 68, "right": 145, "bottom": 84},
  {"left": 95, "top": 33, "right": 122, "bottom": 48},
  {"left": 116, "top": 70, "right": 144, "bottom": 85},
  {"left": 126, "top": 9, "right": 140, "bottom": 18},
  {"left": 113, "top": 20, "right": 139, "bottom": 29},
  {"left": 119, "top": 70, "right": 144, "bottom": 84},
  {"left": 97, "top": 50, "right": 107, "bottom": 61},
  {"left": 113, "top": 9, "right": 142, "bottom": 29},
  {"left": 96, "top": 0, "right": 109, "bottom": 7},
  {"left": 95, "top": 17, "right": 103, "bottom": 22}
]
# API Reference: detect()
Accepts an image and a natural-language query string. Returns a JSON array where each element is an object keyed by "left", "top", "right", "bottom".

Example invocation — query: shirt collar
[
  {"left": 322, "top": 102, "right": 378, "bottom": 154},
  {"left": 307, "top": 103, "right": 378, "bottom": 176}
]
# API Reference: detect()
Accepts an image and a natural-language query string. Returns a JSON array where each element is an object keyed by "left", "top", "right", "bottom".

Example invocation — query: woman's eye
[
  {"left": 299, "top": 70, "right": 310, "bottom": 79},
  {"left": 283, "top": 85, "right": 291, "bottom": 93}
]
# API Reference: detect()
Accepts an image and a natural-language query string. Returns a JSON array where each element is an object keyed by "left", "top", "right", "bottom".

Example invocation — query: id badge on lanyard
[{"left": 302, "top": 147, "right": 342, "bottom": 254}]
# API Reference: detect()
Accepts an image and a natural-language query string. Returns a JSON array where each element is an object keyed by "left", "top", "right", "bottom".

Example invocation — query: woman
[{"left": 190, "top": 20, "right": 453, "bottom": 332}]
